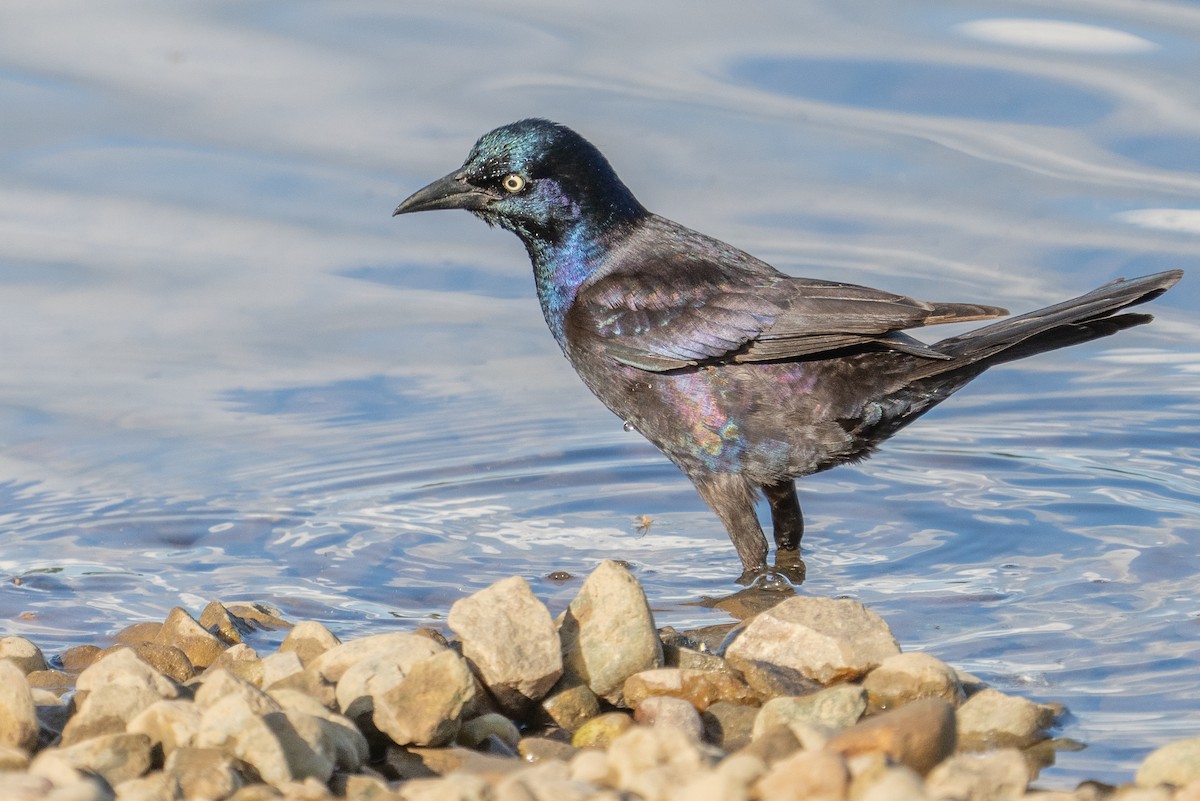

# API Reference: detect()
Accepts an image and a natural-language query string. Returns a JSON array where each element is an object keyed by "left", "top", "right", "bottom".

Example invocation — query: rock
[
  {"left": 752, "top": 684, "right": 867, "bottom": 738},
  {"left": 752, "top": 748, "right": 850, "bottom": 801},
  {"left": 163, "top": 745, "right": 246, "bottom": 799},
  {"left": 518, "top": 736, "right": 578, "bottom": 763},
  {"left": 25, "top": 669, "right": 74, "bottom": 696},
  {"left": 634, "top": 695, "right": 704, "bottom": 741},
  {"left": 571, "top": 712, "right": 635, "bottom": 749},
  {"left": 568, "top": 748, "right": 610, "bottom": 784},
  {"left": 113, "top": 772, "right": 171, "bottom": 801},
  {"left": 199, "top": 601, "right": 249, "bottom": 644},
  {"left": 458, "top": 713, "right": 522, "bottom": 750},
  {"left": 115, "top": 621, "right": 162, "bottom": 645},
  {"left": 539, "top": 678, "right": 601, "bottom": 733},
  {"left": 370, "top": 648, "right": 476, "bottom": 747},
  {"left": 279, "top": 621, "right": 342, "bottom": 667},
  {"left": 396, "top": 773, "right": 491, "bottom": 801},
  {"left": 738, "top": 724, "right": 803, "bottom": 766},
  {"left": 700, "top": 701, "right": 758, "bottom": 751},
  {"left": 31, "top": 732, "right": 153, "bottom": 786},
  {"left": 855, "top": 764, "right": 929, "bottom": 801},
  {"left": 75, "top": 647, "right": 180, "bottom": 703},
  {"left": 195, "top": 669, "right": 281, "bottom": 715},
  {"left": 223, "top": 602, "right": 292, "bottom": 632},
  {"left": 270, "top": 689, "right": 368, "bottom": 772},
  {"left": 312, "top": 631, "right": 445, "bottom": 710},
  {"left": 493, "top": 760, "right": 598, "bottom": 801},
  {"left": 956, "top": 688, "right": 1058, "bottom": 750},
  {"left": 1136, "top": 736, "right": 1200, "bottom": 788},
  {"left": 559, "top": 560, "right": 663, "bottom": 705},
  {"left": 605, "top": 725, "right": 713, "bottom": 801},
  {"left": 0, "top": 661, "right": 38, "bottom": 751},
  {"left": 829, "top": 696, "right": 957, "bottom": 775},
  {"left": 207, "top": 642, "right": 264, "bottom": 686},
  {"left": 195, "top": 692, "right": 334, "bottom": 786},
  {"left": 0, "top": 637, "right": 48, "bottom": 675},
  {"left": 386, "top": 744, "right": 522, "bottom": 780},
  {"left": 0, "top": 743, "right": 31, "bottom": 770},
  {"left": 925, "top": 748, "right": 1031, "bottom": 801},
  {"left": 59, "top": 644, "right": 103, "bottom": 673},
  {"left": 262, "top": 651, "right": 305, "bottom": 688},
  {"left": 155, "top": 607, "right": 228, "bottom": 670},
  {"left": 63, "top": 670, "right": 180, "bottom": 747},
  {"left": 724, "top": 596, "right": 900, "bottom": 689},
  {"left": 448, "top": 576, "right": 563, "bottom": 715},
  {"left": 622, "top": 667, "right": 757, "bottom": 711},
  {"left": 862, "top": 651, "right": 964, "bottom": 713},
  {"left": 127, "top": 699, "right": 201, "bottom": 756},
  {"left": 128, "top": 642, "right": 195, "bottom": 683}
]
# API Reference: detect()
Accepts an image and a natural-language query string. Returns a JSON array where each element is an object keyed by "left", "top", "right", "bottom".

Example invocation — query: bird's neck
[{"left": 523, "top": 223, "right": 610, "bottom": 349}]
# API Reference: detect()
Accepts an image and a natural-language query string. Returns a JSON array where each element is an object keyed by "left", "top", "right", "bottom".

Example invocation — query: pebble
[
  {"left": 1137, "top": 736, "right": 1200, "bottom": 788},
  {"left": 2, "top": 576, "right": 1196, "bottom": 800},
  {"left": 448, "top": 575, "right": 563, "bottom": 715},
  {"left": 828, "top": 696, "right": 957, "bottom": 775},
  {"left": 724, "top": 596, "right": 900, "bottom": 689},
  {"left": 956, "top": 687, "right": 1059, "bottom": 750},
  {"left": 560, "top": 560, "right": 663, "bottom": 705}
]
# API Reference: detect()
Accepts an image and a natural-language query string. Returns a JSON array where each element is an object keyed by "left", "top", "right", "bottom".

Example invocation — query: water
[{"left": 2, "top": 0, "right": 1198, "bottom": 787}]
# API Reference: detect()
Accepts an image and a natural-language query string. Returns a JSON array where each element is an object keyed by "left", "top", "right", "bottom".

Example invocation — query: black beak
[{"left": 392, "top": 170, "right": 492, "bottom": 216}]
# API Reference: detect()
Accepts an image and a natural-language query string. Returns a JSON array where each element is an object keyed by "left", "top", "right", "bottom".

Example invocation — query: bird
[{"left": 393, "top": 118, "right": 1182, "bottom": 584}]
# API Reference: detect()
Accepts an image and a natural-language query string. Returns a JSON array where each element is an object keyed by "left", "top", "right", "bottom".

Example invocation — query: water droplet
[{"left": 623, "top": 421, "right": 634, "bottom": 432}]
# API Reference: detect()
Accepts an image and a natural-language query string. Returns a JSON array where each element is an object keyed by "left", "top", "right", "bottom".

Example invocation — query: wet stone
[
  {"left": 829, "top": 696, "right": 957, "bottom": 776},
  {"left": 448, "top": 575, "right": 563, "bottom": 715},
  {"left": 559, "top": 560, "right": 663, "bottom": 706},
  {"left": 863, "top": 651, "right": 964, "bottom": 714},
  {"left": 199, "top": 600, "right": 249, "bottom": 645},
  {"left": 725, "top": 596, "right": 900, "bottom": 689},
  {"left": 0, "top": 637, "right": 48, "bottom": 675},
  {"left": 26, "top": 669, "right": 75, "bottom": 697},
  {"left": 518, "top": 736, "right": 578, "bottom": 763},
  {"left": 539, "top": 678, "right": 601, "bottom": 733},
  {"left": 156, "top": 607, "right": 228, "bottom": 670},
  {"left": 956, "top": 688, "right": 1058, "bottom": 750},
  {"left": 59, "top": 644, "right": 102, "bottom": 674},
  {"left": 115, "top": 621, "right": 163, "bottom": 646},
  {"left": 457, "top": 713, "right": 521, "bottom": 751}
]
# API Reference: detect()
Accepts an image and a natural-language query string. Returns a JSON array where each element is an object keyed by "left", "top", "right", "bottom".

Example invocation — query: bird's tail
[{"left": 917, "top": 269, "right": 1182, "bottom": 377}]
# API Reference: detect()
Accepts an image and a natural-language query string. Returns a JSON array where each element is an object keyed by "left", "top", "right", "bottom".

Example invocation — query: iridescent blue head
[{"left": 393, "top": 119, "right": 647, "bottom": 246}]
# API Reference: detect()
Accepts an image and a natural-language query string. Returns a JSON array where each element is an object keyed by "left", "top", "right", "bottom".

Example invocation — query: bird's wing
[{"left": 570, "top": 257, "right": 1006, "bottom": 372}]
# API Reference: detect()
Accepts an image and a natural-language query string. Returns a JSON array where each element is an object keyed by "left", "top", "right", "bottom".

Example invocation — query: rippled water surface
[{"left": 2, "top": 0, "right": 1199, "bottom": 787}]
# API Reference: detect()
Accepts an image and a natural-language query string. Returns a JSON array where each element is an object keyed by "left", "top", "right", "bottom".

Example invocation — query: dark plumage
[{"left": 393, "top": 119, "right": 1182, "bottom": 583}]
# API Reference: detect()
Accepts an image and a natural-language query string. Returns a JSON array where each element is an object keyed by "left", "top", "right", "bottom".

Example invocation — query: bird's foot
[{"left": 735, "top": 553, "right": 806, "bottom": 590}]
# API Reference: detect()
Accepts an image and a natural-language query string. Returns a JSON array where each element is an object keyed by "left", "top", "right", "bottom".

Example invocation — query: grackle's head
[{"left": 394, "top": 119, "right": 646, "bottom": 244}]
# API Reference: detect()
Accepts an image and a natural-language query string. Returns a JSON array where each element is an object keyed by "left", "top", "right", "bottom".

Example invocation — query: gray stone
[
  {"left": 559, "top": 560, "right": 663, "bottom": 706},
  {"left": 539, "top": 678, "right": 601, "bottom": 733},
  {"left": 270, "top": 688, "right": 369, "bottom": 772},
  {"left": 926, "top": 748, "right": 1031, "bottom": 801},
  {"left": 313, "top": 632, "right": 445, "bottom": 710},
  {"left": 458, "top": 713, "right": 522, "bottom": 750},
  {"left": 956, "top": 688, "right": 1057, "bottom": 750},
  {"left": 700, "top": 701, "right": 758, "bottom": 751},
  {"left": 0, "top": 661, "right": 38, "bottom": 751},
  {"left": 829, "top": 696, "right": 957, "bottom": 776},
  {"left": 863, "top": 651, "right": 964, "bottom": 713},
  {"left": 31, "top": 732, "right": 153, "bottom": 787},
  {"left": 752, "top": 684, "right": 867, "bottom": 738},
  {"left": 74, "top": 647, "right": 180, "bottom": 704},
  {"left": 62, "top": 682, "right": 171, "bottom": 746},
  {"left": 1136, "top": 736, "right": 1200, "bottom": 788},
  {"left": 127, "top": 699, "right": 202, "bottom": 756},
  {"left": 0, "top": 636, "right": 48, "bottom": 675},
  {"left": 724, "top": 596, "right": 900, "bottom": 688},
  {"left": 279, "top": 620, "right": 341, "bottom": 667},
  {"left": 155, "top": 607, "right": 227, "bottom": 670},
  {"left": 448, "top": 575, "right": 563, "bottom": 714}
]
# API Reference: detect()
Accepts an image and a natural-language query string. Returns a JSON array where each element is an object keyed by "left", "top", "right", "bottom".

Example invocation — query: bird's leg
[
  {"left": 693, "top": 473, "right": 768, "bottom": 584},
  {"left": 764, "top": 479, "right": 803, "bottom": 551}
]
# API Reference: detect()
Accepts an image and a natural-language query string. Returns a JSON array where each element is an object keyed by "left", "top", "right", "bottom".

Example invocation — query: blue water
[{"left": 2, "top": 1, "right": 1198, "bottom": 787}]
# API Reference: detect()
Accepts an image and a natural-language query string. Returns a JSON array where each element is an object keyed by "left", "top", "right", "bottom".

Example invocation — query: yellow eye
[{"left": 502, "top": 174, "right": 526, "bottom": 193}]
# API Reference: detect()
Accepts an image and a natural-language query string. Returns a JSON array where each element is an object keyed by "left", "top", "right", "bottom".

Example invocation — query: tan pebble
[
  {"left": 130, "top": 641, "right": 195, "bottom": 682},
  {"left": 224, "top": 602, "right": 292, "bottom": 631},
  {"left": 0, "top": 743, "right": 31, "bottom": 770},
  {"left": 753, "top": 748, "right": 850, "bottom": 801},
  {"left": 568, "top": 748, "right": 609, "bottom": 784},
  {"left": 0, "top": 636, "right": 49, "bottom": 674},
  {"left": 25, "top": 668, "right": 74, "bottom": 696},
  {"left": 571, "top": 711, "right": 634, "bottom": 749},
  {"left": 115, "top": 621, "right": 163, "bottom": 645},
  {"left": 1136, "top": 736, "right": 1200, "bottom": 788},
  {"left": 700, "top": 701, "right": 758, "bottom": 751},
  {"left": 279, "top": 621, "right": 341, "bottom": 667},
  {"left": 829, "top": 696, "right": 956, "bottom": 775},
  {"left": 262, "top": 651, "right": 305, "bottom": 688},
  {"left": 58, "top": 644, "right": 103, "bottom": 673},
  {"left": 155, "top": 607, "right": 228, "bottom": 670},
  {"left": 0, "top": 661, "right": 38, "bottom": 751},
  {"left": 540, "top": 678, "right": 601, "bottom": 733},
  {"left": 634, "top": 695, "right": 704, "bottom": 741},
  {"left": 32, "top": 731, "right": 154, "bottom": 786},
  {"left": 199, "top": 601, "right": 247, "bottom": 644},
  {"left": 206, "top": 642, "right": 263, "bottom": 686},
  {"left": 737, "top": 724, "right": 802, "bottom": 766},
  {"left": 127, "top": 699, "right": 202, "bottom": 756},
  {"left": 956, "top": 688, "right": 1057, "bottom": 750},
  {"left": 752, "top": 685, "right": 866, "bottom": 738},
  {"left": 518, "top": 735, "right": 578, "bottom": 763},
  {"left": 925, "top": 748, "right": 1031, "bottom": 801},
  {"left": 855, "top": 764, "right": 928, "bottom": 801},
  {"left": 862, "top": 651, "right": 964, "bottom": 713},
  {"left": 165, "top": 746, "right": 247, "bottom": 800},
  {"left": 623, "top": 667, "right": 756, "bottom": 711}
]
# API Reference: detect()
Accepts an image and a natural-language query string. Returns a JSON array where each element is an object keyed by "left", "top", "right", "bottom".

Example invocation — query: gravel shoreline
[{"left": 1, "top": 560, "right": 1197, "bottom": 800}]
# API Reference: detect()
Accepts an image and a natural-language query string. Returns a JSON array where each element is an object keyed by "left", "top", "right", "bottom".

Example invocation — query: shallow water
[{"left": 2, "top": 0, "right": 1199, "bottom": 787}]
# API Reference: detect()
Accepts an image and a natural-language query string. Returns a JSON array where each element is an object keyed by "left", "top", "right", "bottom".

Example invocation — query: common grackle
[{"left": 393, "top": 119, "right": 1182, "bottom": 583}]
